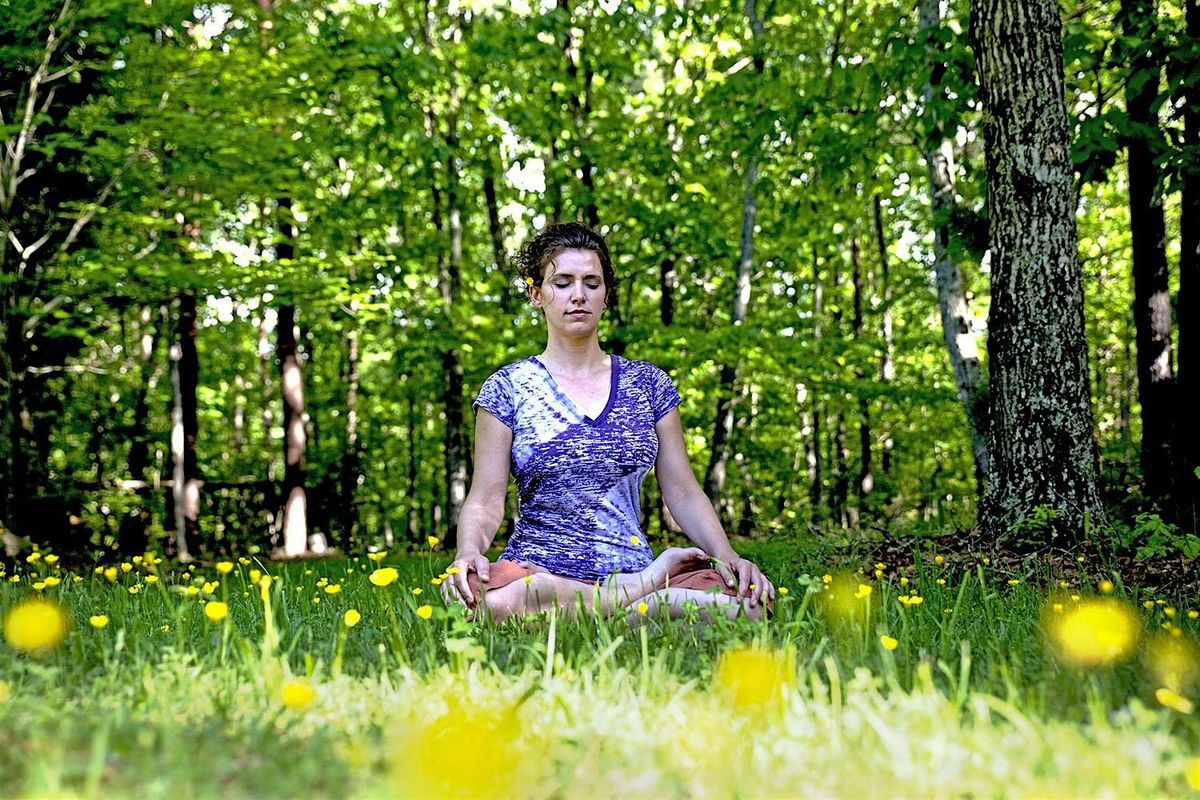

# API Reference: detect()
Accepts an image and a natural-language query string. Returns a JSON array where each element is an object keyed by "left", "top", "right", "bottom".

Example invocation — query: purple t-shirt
[{"left": 472, "top": 354, "right": 683, "bottom": 581}]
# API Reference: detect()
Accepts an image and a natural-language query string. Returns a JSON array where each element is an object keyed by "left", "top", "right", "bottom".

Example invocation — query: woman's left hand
[{"left": 714, "top": 556, "right": 774, "bottom": 608}]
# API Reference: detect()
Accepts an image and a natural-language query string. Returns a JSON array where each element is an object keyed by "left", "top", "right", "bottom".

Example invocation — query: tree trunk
[
  {"left": 809, "top": 245, "right": 825, "bottom": 523},
  {"left": 921, "top": 0, "right": 990, "bottom": 493},
  {"left": 1120, "top": 0, "right": 1176, "bottom": 504},
  {"left": 169, "top": 293, "right": 200, "bottom": 561},
  {"left": 851, "top": 234, "right": 873, "bottom": 508},
  {"left": 482, "top": 156, "right": 515, "bottom": 315},
  {"left": 341, "top": 262, "right": 362, "bottom": 546},
  {"left": 118, "top": 304, "right": 161, "bottom": 554},
  {"left": 873, "top": 195, "right": 895, "bottom": 477},
  {"left": 970, "top": 0, "right": 1103, "bottom": 544},
  {"left": 277, "top": 301, "right": 309, "bottom": 556},
  {"left": 1176, "top": 0, "right": 1200, "bottom": 525}
]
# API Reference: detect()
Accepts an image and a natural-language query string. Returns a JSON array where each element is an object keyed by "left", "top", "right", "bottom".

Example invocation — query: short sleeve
[
  {"left": 649, "top": 365, "right": 682, "bottom": 422},
  {"left": 473, "top": 371, "right": 516, "bottom": 430}
]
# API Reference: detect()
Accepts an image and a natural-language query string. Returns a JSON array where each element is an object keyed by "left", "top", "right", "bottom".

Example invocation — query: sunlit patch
[
  {"left": 1143, "top": 633, "right": 1199, "bottom": 694},
  {"left": 1045, "top": 598, "right": 1139, "bottom": 667},
  {"left": 816, "top": 573, "right": 876, "bottom": 636}
]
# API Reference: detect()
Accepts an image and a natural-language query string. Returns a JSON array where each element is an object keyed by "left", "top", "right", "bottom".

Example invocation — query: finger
[
  {"left": 737, "top": 563, "right": 751, "bottom": 601},
  {"left": 474, "top": 556, "right": 491, "bottom": 584},
  {"left": 455, "top": 562, "right": 475, "bottom": 605},
  {"left": 748, "top": 568, "right": 765, "bottom": 605},
  {"left": 713, "top": 559, "right": 736, "bottom": 590}
]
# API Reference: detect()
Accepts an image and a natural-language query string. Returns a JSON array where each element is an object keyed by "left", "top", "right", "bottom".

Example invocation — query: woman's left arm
[{"left": 653, "top": 407, "right": 774, "bottom": 607}]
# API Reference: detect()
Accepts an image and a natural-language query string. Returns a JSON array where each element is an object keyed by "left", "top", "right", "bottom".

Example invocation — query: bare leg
[{"left": 626, "top": 588, "right": 762, "bottom": 625}]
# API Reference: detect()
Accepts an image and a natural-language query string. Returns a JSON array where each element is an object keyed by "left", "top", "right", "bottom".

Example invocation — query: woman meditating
[{"left": 441, "top": 222, "right": 774, "bottom": 622}]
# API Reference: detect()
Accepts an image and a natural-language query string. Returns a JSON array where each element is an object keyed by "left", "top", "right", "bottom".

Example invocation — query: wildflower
[
  {"left": 216, "top": 561, "right": 234, "bottom": 574},
  {"left": 1071, "top": 594, "right": 1081, "bottom": 602},
  {"left": 368, "top": 551, "right": 387, "bottom": 562},
  {"left": 238, "top": 557, "right": 251, "bottom": 565},
  {"left": 427, "top": 536, "right": 440, "bottom": 548},
  {"left": 446, "top": 567, "right": 461, "bottom": 575},
  {"left": 94, "top": 566, "right": 104, "bottom": 574},
  {"left": 144, "top": 575, "right": 158, "bottom": 584},
  {"left": 822, "top": 574, "right": 832, "bottom": 584},
  {"left": 899, "top": 577, "right": 909, "bottom": 586},
  {"left": 280, "top": 679, "right": 316, "bottom": 710},
  {"left": 880, "top": 635, "right": 899, "bottom": 651},
  {"left": 120, "top": 563, "right": 132, "bottom": 573},
  {"left": 874, "top": 569, "right": 883, "bottom": 578},
  {"left": 524, "top": 276, "right": 534, "bottom": 286},
  {"left": 160, "top": 624, "right": 170, "bottom": 633},
  {"left": 522, "top": 576, "right": 532, "bottom": 584},
  {"left": 1076, "top": 555, "right": 1085, "bottom": 563},
  {"left": 982, "top": 556, "right": 990, "bottom": 565},
  {"left": 185, "top": 586, "right": 200, "bottom": 597},
  {"left": 258, "top": 576, "right": 272, "bottom": 601},
  {"left": 132, "top": 556, "right": 143, "bottom": 565},
  {"left": 312, "top": 597, "right": 321, "bottom": 605},
  {"left": 249, "top": 569, "right": 262, "bottom": 582},
  {"left": 181, "top": 572, "right": 191, "bottom": 581},
  {"left": 3, "top": 599, "right": 68, "bottom": 654},
  {"left": 103, "top": 567, "right": 118, "bottom": 582},
  {"left": 415, "top": 605, "right": 433, "bottom": 620},
  {"left": 1049, "top": 598, "right": 1139, "bottom": 667},
  {"left": 89, "top": 615, "right": 109, "bottom": 629},
  {"left": 714, "top": 646, "right": 794, "bottom": 709},
  {"left": 324, "top": 584, "right": 342, "bottom": 595},
  {"left": 7, "top": 576, "right": 18, "bottom": 583},
  {"left": 128, "top": 584, "right": 141, "bottom": 595},
  {"left": 898, "top": 595, "right": 924, "bottom": 607},
  {"left": 1060, "top": 580, "right": 1070, "bottom": 589},
  {"left": 304, "top": 569, "right": 313, "bottom": 575},
  {"left": 204, "top": 601, "right": 229, "bottom": 623},
  {"left": 431, "top": 578, "right": 443, "bottom": 586},
  {"left": 1053, "top": 604, "right": 1064, "bottom": 613},
  {"left": 936, "top": 578, "right": 946, "bottom": 586},
  {"left": 202, "top": 581, "right": 219, "bottom": 594},
  {"left": 32, "top": 582, "right": 45, "bottom": 591},
  {"left": 1155, "top": 687, "right": 1194, "bottom": 714},
  {"left": 778, "top": 587, "right": 789, "bottom": 596},
  {"left": 1007, "top": 579, "right": 1020, "bottom": 586},
  {"left": 369, "top": 567, "right": 399, "bottom": 587},
  {"left": 25, "top": 552, "right": 41, "bottom": 564},
  {"left": 1144, "top": 634, "right": 1199, "bottom": 693},
  {"left": 1165, "top": 607, "right": 1177, "bottom": 618},
  {"left": 1189, "top": 611, "right": 1199, "bottom": 620},
  {"left": 637, "top": 602, "right": 649, "bottom": 615},
  {"left": 874, "top": 562, "right": 886, "bottom": 571},
  {"left": 43, "top": 554, "right": 59, "bottom": 566},
  {"left": 1099, "top": 580, "right": 1114, "bottom": 594},
  {"left": 317, "top": 577, "right": 329, "bottom": 588},
  {"left": 854, "top": 584, "right": 872, "bottom": 599},
  {"left": 1186, "top": 758, "right": 1200, "bottom": 791},
  {"left": 344, "top": 609, "right": 362, "bottom": 628},
  {"left": 630, "top": 535, "right": 640, "bottom": 546},
  {"left": 1144, "top": 600, "right": 1156, "bottom": 610},
  {"left": 934, "top": 555, "right": 944, "bottom": 566},
  {"left": 412, "top": 588, "right": 422, "bottom": 595},
  {"left": 43, "top": 576, "right": 60, "bottom": 587}
]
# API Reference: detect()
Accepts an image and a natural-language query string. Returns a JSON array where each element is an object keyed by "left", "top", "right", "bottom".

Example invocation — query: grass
[{"left": 1, "top": 539, "right": 1199, "bottom": 798}]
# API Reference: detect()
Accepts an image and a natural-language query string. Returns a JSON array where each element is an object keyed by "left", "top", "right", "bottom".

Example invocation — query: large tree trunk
[
  {"left": 118, "top": 304, "right": 162, "bottom": 554},
  {"left": 276, "top": 301, "right": 309, "bottom": 556},
  {"left": 1176, "top": 0, "right": 1200, "bottom": 525},
  {"left": 169, "top": 293, "right": 200, "bottom": 561},
  {"left": 873, "top": 195, "right": 895, "bottom": 477},
  {"left": 851, "top": 234, "right": 872, "bottom": 516},
  {"left": 921, "top": 0, "right": 990, "bottom": 493},
  {"left": 1120, "top": 0, "right": 1176, "bottom": 504},
  {"left": 808, "top": 245, "right": 825, "bottom": 523},
  {"left": 970, "top": 0, "right": 1103, "bottom": 544},
  {"left": 340, "top": 261, "right": 362, "bottom": 547}
]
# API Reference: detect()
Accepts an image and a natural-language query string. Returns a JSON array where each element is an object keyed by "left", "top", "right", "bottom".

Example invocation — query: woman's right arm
[{"left": 443, "top": 408, "right": 513, "bottom": 607}]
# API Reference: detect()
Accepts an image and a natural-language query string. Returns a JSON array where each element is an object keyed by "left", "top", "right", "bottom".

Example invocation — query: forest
[{"left": 2, "top": 0, "right": 1197, "bottom": 568}]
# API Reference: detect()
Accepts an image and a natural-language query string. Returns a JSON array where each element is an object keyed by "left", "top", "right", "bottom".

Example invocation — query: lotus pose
[{"left": 441, "top": 222, "right": 774, "bottom": 622}]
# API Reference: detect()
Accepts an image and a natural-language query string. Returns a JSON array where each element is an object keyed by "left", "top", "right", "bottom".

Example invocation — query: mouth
[{"left": 566, "top": 310, "right": 590, "bottom": 317}]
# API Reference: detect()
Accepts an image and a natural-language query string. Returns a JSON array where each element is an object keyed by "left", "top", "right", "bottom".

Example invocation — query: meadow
[{"left": 2, "top": 538, "right": 1199, "bottom": 799}]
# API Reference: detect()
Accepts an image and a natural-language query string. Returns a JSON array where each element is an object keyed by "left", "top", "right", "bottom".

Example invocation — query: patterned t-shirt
[{"left": 472, "top": 354, "right": 683, "bottom": 582}]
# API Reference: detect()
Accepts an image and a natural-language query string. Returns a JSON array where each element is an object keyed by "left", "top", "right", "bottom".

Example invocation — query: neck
[{"left": 540, "top": 333, "right": 607, "bottom": 374}]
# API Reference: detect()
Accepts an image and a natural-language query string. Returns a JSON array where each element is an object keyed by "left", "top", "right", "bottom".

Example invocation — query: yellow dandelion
[
  {"left": 324, "top": 584, "right": 342, "bottom": 595},
  {"left": 880, "top": 635, "right": 899, "bottom": 651},
  {"left": 4, "top": 599, "right": 68, "bottom": 654},
  {"left": 280, "top": 679, "right": 317, "bottom": 710},
  {"left": 216, "top": 561, "right": 234, "bottom": 574},
  {"left": 1189, "top": 610, "right": 1199, "bottom": 620},
  {"left": 1166, "top": 607, "right": 1177, "bottom": 618},
  {"left": 89, "top": 615, "right": 109, "bottom": 629},
  {"left": 415, "top": 605, "right": 433, "bottom": 620},
  {"left": 343, "top": 609, "right": 362, "bottom": 628},
  {"left": 522, "top": 576, "right": 532, "bottom": 584},
  {"left": 203, "top": 601, "right": 229, "bottom": 623},
  {"left": 822, "top": 574, "right": 833, "bottom": 584},
  {"left": 1155, "top": 688, "right": 1194, "bottom": 714},
  {"left": 369, "top": 568, "right": 399, "bottom": 587},
  {"left": 1049, "top": 598, "right": 1139, "bottom": 667},
  {"left": 714, "top": 646, "right": 794, "bottom": 709},
  {"left": 637, "top": 602, "right": 649, "bottom": 615}
]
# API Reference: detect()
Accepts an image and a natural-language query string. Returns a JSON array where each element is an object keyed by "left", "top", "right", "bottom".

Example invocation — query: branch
[{"left": 55, "top": 150, "right": 139, "bottom": 257}]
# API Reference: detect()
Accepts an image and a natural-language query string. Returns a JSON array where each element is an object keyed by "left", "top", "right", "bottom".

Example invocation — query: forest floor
[{"left": 1, "top": 540, "right": 1198, "bottom": 798}]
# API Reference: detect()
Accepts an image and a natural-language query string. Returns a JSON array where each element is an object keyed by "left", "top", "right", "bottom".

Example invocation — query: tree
[{"left": 970, "top": 0, "right": 1104, "bottom": 543}]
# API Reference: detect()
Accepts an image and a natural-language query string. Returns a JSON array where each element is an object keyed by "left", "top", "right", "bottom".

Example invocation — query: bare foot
[{"left": 599, "top": 547, "right": 708, "bottom": 608}]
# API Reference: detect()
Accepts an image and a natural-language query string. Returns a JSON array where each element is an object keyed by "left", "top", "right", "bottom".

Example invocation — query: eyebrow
[{"left": 548, "top": 270, "right": 602, "bottom": 279}]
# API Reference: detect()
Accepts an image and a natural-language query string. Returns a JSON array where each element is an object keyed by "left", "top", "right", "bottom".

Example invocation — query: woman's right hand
[{"left": 442, "top": 551, "right": 491, "bottom": 607}]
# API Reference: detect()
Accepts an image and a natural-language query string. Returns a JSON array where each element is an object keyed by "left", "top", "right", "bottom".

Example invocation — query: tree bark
[
  {"left": 921, "top": 0, "right": 990, "bottom": 493},
  {"left": 970, "top": 0, "right": 1104, "bottom": 544},
  {"left": 276, "top": 300, "right": 308, "bottom": 556},
  {"left": 1176, "top": 0, "right": 1200, "bottom": 525},
  {"left": 169, "top": 293, "right": 200, "bottom": 561},
  {"left": 482, "top": 156, "right": 515, "bottom": 315},
  {"left": 118, "top": 305, "right": 161, "bottom": 554},
  {"left": 873, "top": 195, "right": 895, "bottom": 477},
  {"left": 1119, "top": 0, "right": 1176, "bottom": 504}
]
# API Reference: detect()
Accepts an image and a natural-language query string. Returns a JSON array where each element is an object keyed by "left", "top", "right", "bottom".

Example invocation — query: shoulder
[
  {"left": 480, "top": 357, "right": 538, "bottom": 387},
  {"left": 617, "top": 356, "right": 675, "bottom": 386}
]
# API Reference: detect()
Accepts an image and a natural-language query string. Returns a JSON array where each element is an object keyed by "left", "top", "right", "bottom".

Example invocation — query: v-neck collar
[{"left": 529, "top": 354, "right": 619, "bottom": 426}]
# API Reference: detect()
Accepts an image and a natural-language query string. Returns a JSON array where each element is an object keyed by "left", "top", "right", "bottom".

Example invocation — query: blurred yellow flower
[
  {"left": 4, "top": 599, "right": 68, "bottom": 654},
  {"left": 1144, "top": 634, "right": 1199, "bottom": 693},
  {"left": 127, "top": 585, "right": 141, "bottom": 595},
  {"left": 1154, "top": 688, "right": 1194, "bottom": 714},
  {"left": 446, "top": 567, "right": 460, "bottom": 575},
  {"left": 280, "top": 679, "right": 316, "bottom": 710},
  {"left": 899, "top": 577, "right": 909, "bottom": 586},
  {"left": 249, "top": 569, "right": 261, "bottom": 582},
  {"left": 1049, "top": 599, "right": 1139, "bottom": 667},
  {"left": 822, "top": 574, "right": 832, "bottom": 584},
  {"left": 160, "top": 624, "right": 170, "bottom": 633},
  {"left": 855, "top": 584, "right": 872, "bottom": 599},
  {"left": 1008, "top": 579, "right": 1020, "bottom": 586},
  {"left": 1189, "top": 610, "right": 1199, "bottom": 620},
  {"left": 1099, "top": 580, "right": 1114, "bottom": 594},
  {"left": 369, "top": 568, "right": 399, "bottom": 587},
  {"left": 880, "top": 635, "right": 898, "bottom": 651},
  {"left": 120, "top": 563, "right": 133, "bottom": 573},
  {"left": 7, "top": 576, "right": 18, "bottom": 583},
  {"left": 778, "top": 587, "right": 789, "bottom": 596},
  {"left": 324, "top": 584, "right": 342, "bottom": 595},
  {"left": 238, "top": 557, "right": 251, "bottom": 565},
  {"left": 32, "top": 582, "right": 46, "bottom": 591},
  {"left": 144, "top": 575, "right": 158, "bottom": 584},
  {"left": 312, "top": 597, "right": 321, "bottom": 605},
  {"left": 415, "top": 605, "right": 433, "bottom": 620},
  {"left": 431, "top": 578, "right": 443, "bottom": 586},
  {"left": 412, "top": 588, "right": 422, "bottom": 595},
  {"left": 89, "top": 615, "right": 109, "bottom": 629},
  {"left": 637, "top": 602, "right": 649, "bottom": 615},
  {"left": 1165, "top": 607, "right": 1177, "bottom": 618},
  {"left": 714, "top": 646, "right": 794, "bottom": 709},
  {"left": 934, "top": 555, "right": 944, "bottom": 565},
  {"left": 427, "top": 536, "right": 440, "bottom": 548},
  {"left": 202, "top": 581, "right": 219, "bottom": 594},
  {"left": 936, "top": 578, "right": 946, "bottom": 586},
  {"left": 317, "top": 578, "right": 329, "bottom": 588},
  {"left": 185, "top": 586, "right": 200, "bottom": 597},
  {"left": 1186, "top": 757, "right": 1200, "bottom": 791},
  {"left": 343, "top": 609, "right": 362, "bottom": 627},
  {"left": 25, "top": 552, "right": 41, "bottom": 563},
  {"left": 216, "top": 561, "right": 234, "bottom": 574},
  {"left": 43, "top": 554, "right": 59, "bottom": 566},
  {"left": 367, "top": 551, "right": 387, "bottom": 562},
  {"left": 204, "top": 601, "right": 229, "bottom": 623},
  {"left": 1144, "top": 600, "right": 1156, "bottom": 610},
  {"left": 132, "top": 555, "right": 143, "bottom": 565},
  {"left": 103, "top": 567, "right": 118, "bottom": 582}
]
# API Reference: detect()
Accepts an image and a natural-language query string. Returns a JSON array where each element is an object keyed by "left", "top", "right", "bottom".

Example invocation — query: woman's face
[{"left": 530, "top": 249, "right": 606, "bottom": 334}]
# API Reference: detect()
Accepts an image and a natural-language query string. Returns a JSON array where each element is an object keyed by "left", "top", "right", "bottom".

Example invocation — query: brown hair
[{"left": 512, "top": 221, "right": 618, "bottom": 311}]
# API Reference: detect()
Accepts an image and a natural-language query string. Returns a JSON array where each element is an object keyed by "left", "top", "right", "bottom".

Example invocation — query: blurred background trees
[{"left": 0, "top": 0, "right": 1195, "bottom": 561}]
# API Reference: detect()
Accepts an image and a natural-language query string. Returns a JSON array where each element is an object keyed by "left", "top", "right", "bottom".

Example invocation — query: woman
[{"left": 441, "top": 222, "right": 774, "bottom": 622}]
